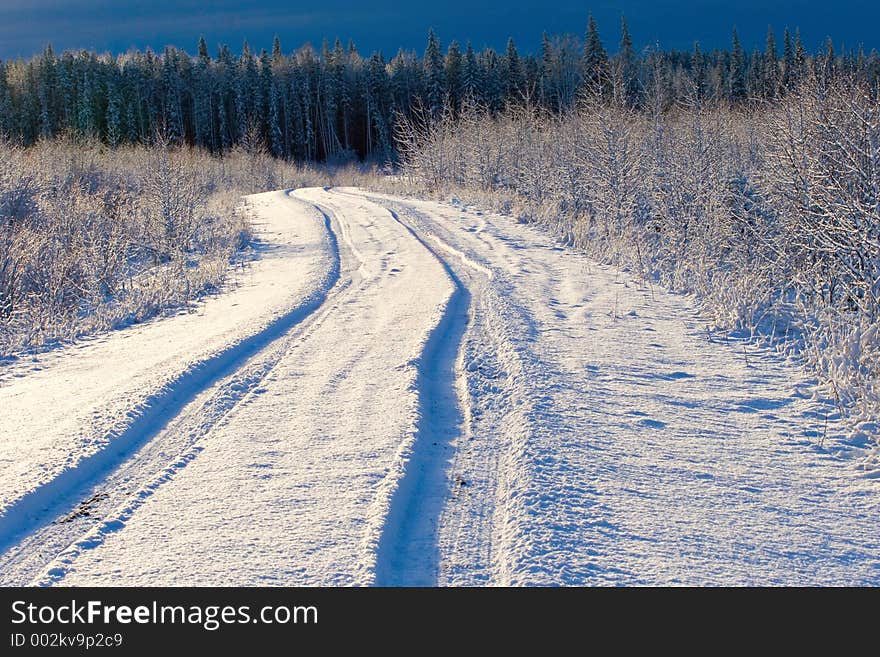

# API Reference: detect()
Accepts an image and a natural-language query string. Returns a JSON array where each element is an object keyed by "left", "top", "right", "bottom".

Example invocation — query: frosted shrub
[
  {"left": 0, "top": 141, "right": 259, "bottom": 354},
  {"left": 399, "top": 79, "right": 880, "bottom": 441}
]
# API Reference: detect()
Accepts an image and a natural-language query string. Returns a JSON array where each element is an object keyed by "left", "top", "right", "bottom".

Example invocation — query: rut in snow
[
  {"left": 373, "top": 209, "right": 471, "bottom": 586},
  {"left": 0, "top": 195, "right": 341, "bottom": 582}
]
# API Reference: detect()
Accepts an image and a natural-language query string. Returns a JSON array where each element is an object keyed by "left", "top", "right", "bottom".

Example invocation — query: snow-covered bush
[
  {"left": 0, "top": 139, "right": 254, "bottom": 352},
  {"left": 398, "top": 77, "right": 880, "bottom": 437},
  {"left": 0, "top": 137, "right": 393, "bottom": 356}
]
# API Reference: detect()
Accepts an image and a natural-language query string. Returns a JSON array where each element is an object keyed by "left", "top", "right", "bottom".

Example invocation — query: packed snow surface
[{"left": 1, "top": 187, "right": 878, "bottom": 586}]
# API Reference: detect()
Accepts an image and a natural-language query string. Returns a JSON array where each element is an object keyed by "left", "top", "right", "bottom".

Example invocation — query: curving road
[{"left": 1, "top": 187, "right": 878, "bottom": 586}]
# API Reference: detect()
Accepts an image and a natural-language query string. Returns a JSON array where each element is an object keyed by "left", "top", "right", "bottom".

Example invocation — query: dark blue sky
[{"left": 0, "top": 1, "right": 877, "bottom": 60}]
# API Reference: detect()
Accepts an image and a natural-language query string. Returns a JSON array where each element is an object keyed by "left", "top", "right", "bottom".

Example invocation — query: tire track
[
  {"left": 343, "top": 191, "right": 535, "bottom": 585},
  {"left": 43, "top": 187, "right": 456, "bottom": 586},
  {"left": 371, "top": 206, "right": 471, "bottom": 586},
  {"left": 0, "top": 193, "right": 345, "bottom": 586}
]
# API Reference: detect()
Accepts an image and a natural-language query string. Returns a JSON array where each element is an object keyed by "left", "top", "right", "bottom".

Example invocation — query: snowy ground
[{"left": 1, "top": 187, "right": 878, "bottom": 586}]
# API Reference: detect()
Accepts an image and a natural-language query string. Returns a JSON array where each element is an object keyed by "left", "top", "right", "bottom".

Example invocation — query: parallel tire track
[
  {"left": 371, "top": 207, "right": 471, "bottom": 586},
  {"left": 0, "top": 194, "right": 345, "bottom": 586}
]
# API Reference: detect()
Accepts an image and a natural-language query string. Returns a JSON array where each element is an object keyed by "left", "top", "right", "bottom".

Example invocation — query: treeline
[{"left": 1, "top": 19, "right": 879, "bottom": 160}]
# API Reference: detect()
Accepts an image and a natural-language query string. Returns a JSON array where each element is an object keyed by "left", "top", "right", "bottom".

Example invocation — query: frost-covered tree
[
  {"left": 583, "top": 14, "right": 610, "bottom": 96},
  {"left": 729, "top": 29, "right": 747, "bottom": 100},
  {"left": 424, "top": 29, "right": 445, "bottom": 115},
  {"left": 504, "top": 38, "right": 525, "bottom": 102},
  {"left": 613, "top": 16, "right": 638, "bottom": 107},
  {"left": 445, "top": 41, "right": 463, "bottom": 111},
  {"left": 0, "top": 24, "right": 874, "bottom": 158},
  {"left": 762, "top": 27, "right": 779, "bottom": 98},
  {"left": 462, "top": 42, "right": 481, "bottom": 102}
]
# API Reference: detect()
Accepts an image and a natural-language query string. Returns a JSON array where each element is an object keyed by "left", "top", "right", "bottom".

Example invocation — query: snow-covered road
[{"left": 1, "top": 187, "right": 878, "bottom": 586}]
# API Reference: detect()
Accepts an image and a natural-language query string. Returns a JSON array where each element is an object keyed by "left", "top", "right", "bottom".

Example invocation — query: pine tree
[
  {"left": 445, "top": 41, "right": 463, "bottom": 111},
  {"left": 105, "top": 79, "right": 122, "bottom": 146},
  {"left": 584, "top": 14, "right": 610, "bottom": 96},
  {"left": 462, "top": 42, "right": 481, "bottom": 102},
  {"left": 782, "top": 28, "right": 795, "bottom": 90},
  {"left": 794, "top": 29, "right": 807, "bottom": 82},
  {"left": 616, "top": 16, "right": 638, "bottom": 106},
  {"left": 763, "top": 26, "right": 778, "bottom": 98},
  {"left": 504, "top": 38, "right": 525, "bottom": 102},
  {"left": 424, "top": 29, "right": 445, "bottom": 114},
  {"left": 193, "top": 36, "right": 214, "bottom": 149},
  {"left": 482, "top": 48, "right": 503, "bottom": 111},
  {"left": 540, "top": 32, "right": 555, "bottom": 106},
  {"left": 729, "top": 28, "right": 747, "bottom": 101},
  {"left": 691, "top": 41, "right": 705, "bottom": 100}
]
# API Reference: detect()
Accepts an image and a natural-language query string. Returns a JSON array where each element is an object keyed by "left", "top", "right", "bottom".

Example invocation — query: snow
[
  {"left": 0, "top": 190, "right": 338, "bottom": 581},
  {"left": 2, "top": 187, "right": 879, "bottom": 586}
]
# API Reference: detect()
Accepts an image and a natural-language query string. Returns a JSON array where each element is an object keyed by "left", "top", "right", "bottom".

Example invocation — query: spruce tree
[
  {"left": 76, "top": 66, "right": 94, "bottom": 136},
  {"left": 462, "top": 42, "right": 481, "bottom": 102},
  {"left": 198, "top": 35, "right": 209, "bottom": 61},
  {"left": 445, "top": 41, "right": 463, "bottom": 111},
  {"left": 0, "top": 60, "right": 8, "bottom": 138},
  {"left": 482, "top": 48, "right": 503, "bottom": 111},
  {"left": 161, "top": 46, "right": 184, "bottom": 143},
  {"left": 782, "top": 28, "right": 795, "bottom": 90},
  {"left": 794, "top": 29, "right": 807, "bottom": 82},
  {"left": 692, "top": 41, "right": 705, "bottom": 100},
  {"left": 268, "top": 79, "right": 283, "bottom": 157},
  {"left": 0, "top": 21, "right": 870, "bottom": 158},
  {"left": 504, "top": 38, "right": 525, "bottom": 102},
  {"left": 729, "top": 28, "right": 747, "bottom": 101},
  {"left": 424, "top": 29, "right": 446, "bottom": 114},
  {"left": 259, "top": 49, "right": 273, "bottom": 143},
  {"left": 821, "top": 37, "right": 835, "bottom": 84},
  {"left": 763, "top": 26, "right": 778, "bottom": 97},
  {"left": 617, "top": 16, "right": 638, "bottom": 106},
  {"left": 584, "top": 14, "right": 610, "bottom": 96},
  {"left": 37, "top": 44, "right": 57, "bottom": 138},
  {"left": 365, "top": 52, "right": 391, "bottom": 160},
  {"left": 105, "top": 80, "right": 122, "bottom": 146},
  {"left": 235, "top": 41, "right": 256, "bottom": 142},
  {"left": 540, "top": 32, "right": 555, "bottom": 106},
  {"left": 523, "top": 55, "right": 540, "bottom": 99},
  {"left": 194, "top": 36, "right": 213, "bottom": 149},
  {"left": 216, "top": 44, "right": 235, "bottom": 150}
]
